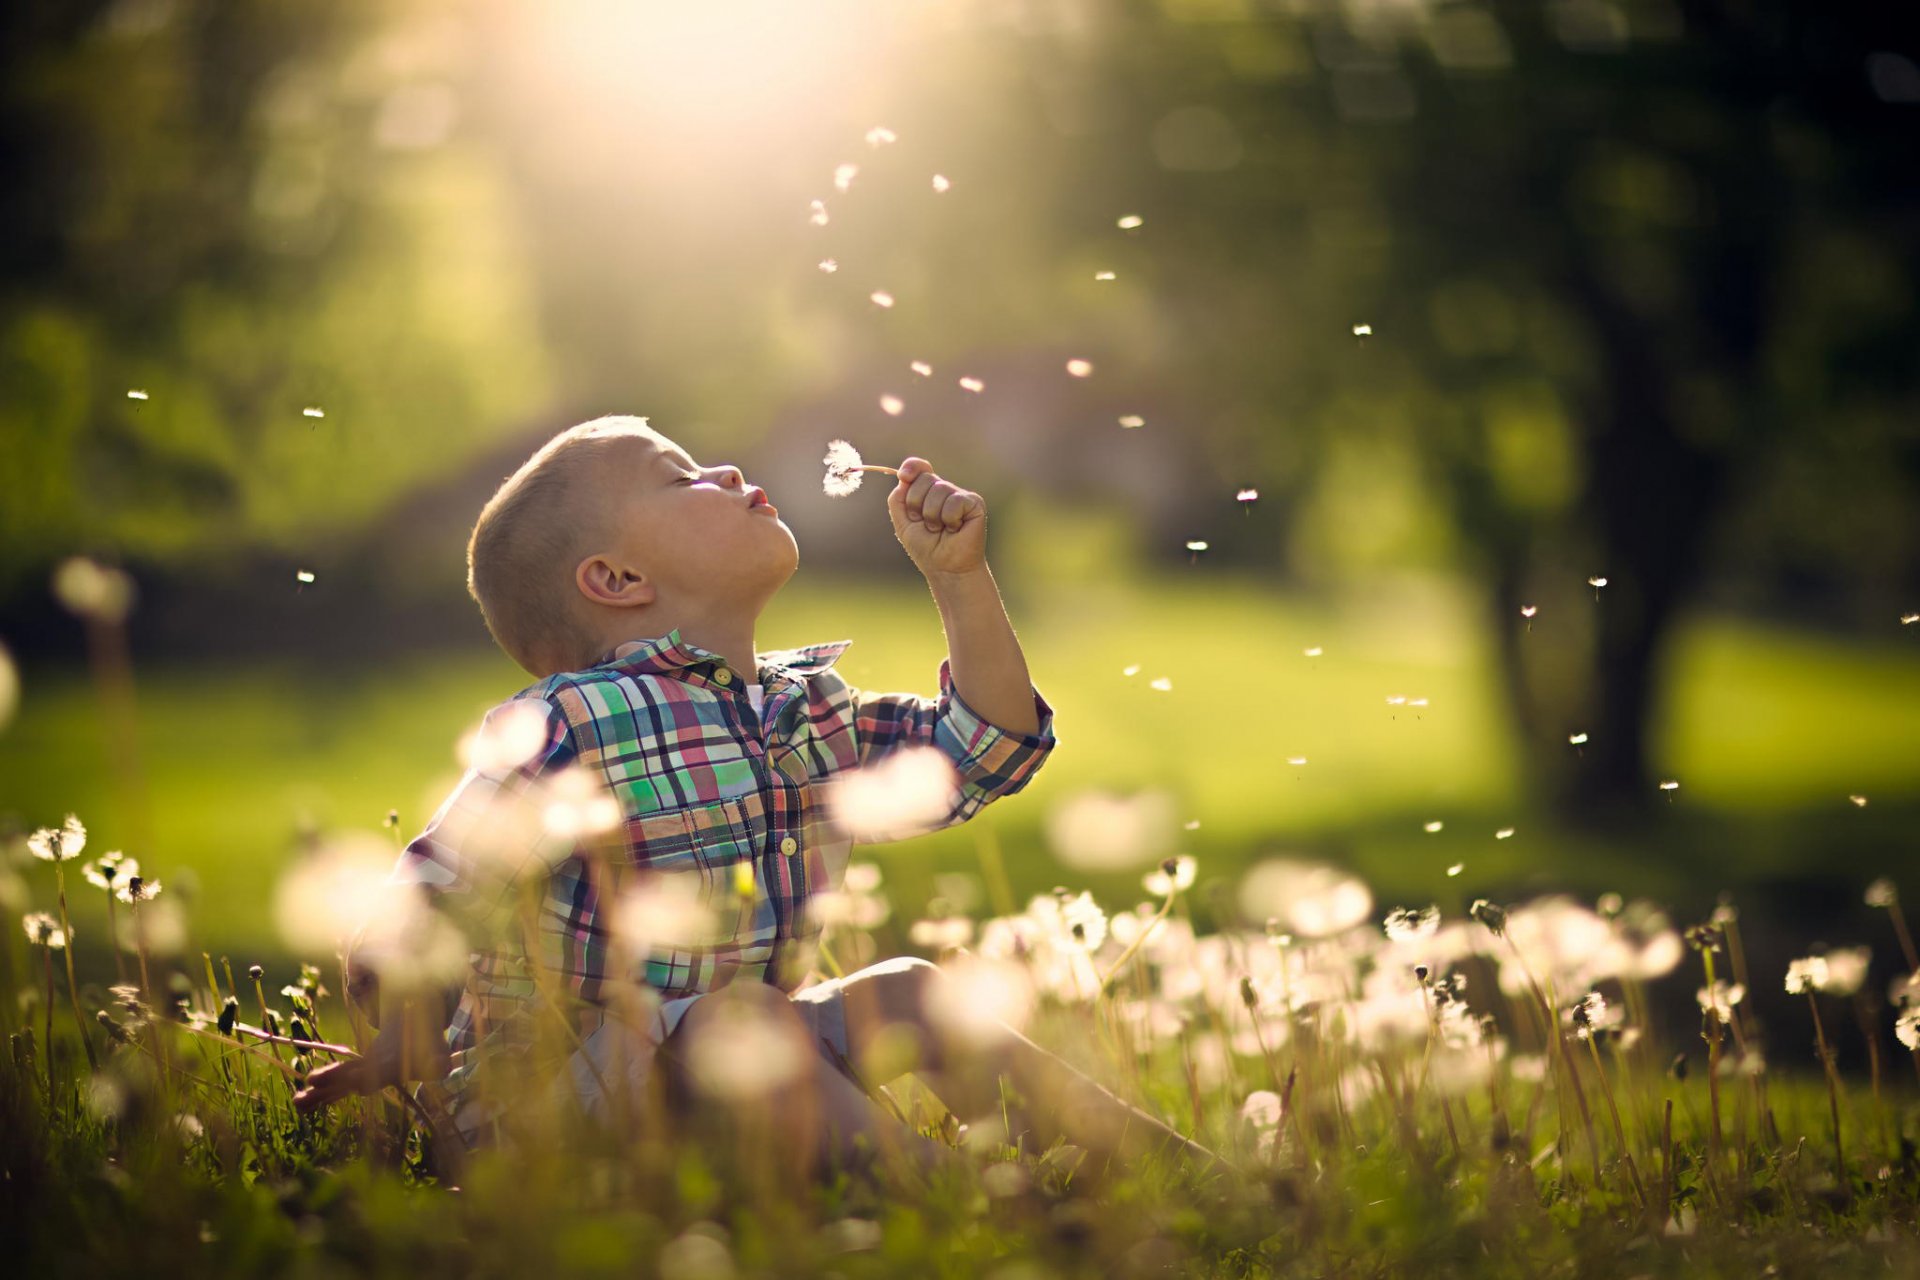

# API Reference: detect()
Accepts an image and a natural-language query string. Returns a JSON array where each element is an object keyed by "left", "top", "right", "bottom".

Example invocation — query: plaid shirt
[{"left": 383, "top": 627, "right": 1056, "bottom": 1137}]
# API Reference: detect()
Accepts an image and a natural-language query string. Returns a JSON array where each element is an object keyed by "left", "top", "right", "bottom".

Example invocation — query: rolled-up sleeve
[
  {"left": 847, "top": 657, "right": 1057, "bottom": 830},
  {"left": 385, "top": 695, "right": 578, "bottom": 946}
]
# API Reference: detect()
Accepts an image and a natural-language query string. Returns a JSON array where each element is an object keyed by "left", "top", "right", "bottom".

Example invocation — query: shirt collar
[{"left": 590, "top": 628, "right": 852, "bottom": 684}]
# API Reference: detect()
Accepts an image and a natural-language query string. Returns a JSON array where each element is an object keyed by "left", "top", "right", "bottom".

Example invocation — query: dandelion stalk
[
  {"left": 1098, "top": 889, "right": 1177, "bottom": 996},
  {"left": 42, "top": 945, "right": 56, "bottom": 1105},
  {"left": 51, "top": 863, "right": 98, "bottom": 1071},
  {"left": 1803, "top": 989, "right": 1847, "bottom": 1188},
  {"left": 1581, "top": 1026, "right": 1645, "bottom": 1205}
]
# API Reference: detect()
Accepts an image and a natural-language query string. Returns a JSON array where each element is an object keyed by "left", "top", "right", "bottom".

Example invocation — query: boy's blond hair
[{"left": 467, "top": 415, "right": 656, "bottom": 677}]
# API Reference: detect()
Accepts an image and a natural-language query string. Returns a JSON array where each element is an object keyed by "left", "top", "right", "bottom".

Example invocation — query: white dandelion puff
[
  {"left": 865, "top": 126, "right": 896, "bottom": 147},
  {"left": 1495, "top": 828, "right": 1515, "bottom": 840},
  {"left": 302, "top": 406, "right": 325, "bottom": 419},
  {"left": 1352, "top": 323, "right": 1373, "bottom": 338},
  {"left": 818, "top": 259, "right": 838, "bottom": 273},
  {"left": 931, "top": 173, "right": 951, "bottom": 193},
  {"left": 822, "top": 439, "right": 899, "bottom": 497},
  {"left": 833, "top": 162, "right": 859, "bottom": 192},
  {"left": 1849, "top": 794, "right": 1869, "bottom": 808},
  {"left": 1569, "top": 732, "right": 1589, "bottom": 745},
  {"left": 957, "top": 376, "right": 984, "bottom": 393},
  {"left": 809, "top": 199, "right": 829, "bottom": 226},
  {"left": 1094, "top": 271, "right": 1116, "bottom": 281},
  {"left": 1122, "top": 664, "right": 1141, "bottom": 676},
  {"left": 1149, "top": 676, "right": 1172, "bottom": 692},
  {"left": 1066, "top": 359, "right": 1094, "bottom": 378},
  {"left": 869, "top": 290, "right": 894, "bottom": 309},
  {"left": 1303, "top": 646, "right": 1322, "bottom": 657},
  {"left": 295, "top": 570, "right": 316, "bottom": 585},
  {"left": 1447, "top": 863, "right": 1465, "bottom": 876},
  {"left": 1423, "top": 820, "right": 1444, "bottom": 834},
  {"left": 1118, "top": 415, "right": 1145, "bottom": 428},
  {"left": 879, "top": 395, "right": 904, "bottom": 416},
  {"left": 1117, "top": 214, "right": 1144, "bottom": 230},
  {"left": 909, "top": 361, "right": 932, "bottom": 377}
]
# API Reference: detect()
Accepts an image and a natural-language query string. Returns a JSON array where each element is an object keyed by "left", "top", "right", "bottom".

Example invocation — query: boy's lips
[{"left": 746, "top": 486, "right": 776, "bottom": 514}]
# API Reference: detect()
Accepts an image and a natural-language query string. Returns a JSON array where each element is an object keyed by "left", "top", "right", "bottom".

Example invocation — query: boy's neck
[{"left": 599, "top": 614, "right": 761, "bottom": 682}]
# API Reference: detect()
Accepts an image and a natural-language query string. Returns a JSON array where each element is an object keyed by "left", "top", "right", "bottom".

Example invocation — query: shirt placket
[{"left": 703, "top": 661, "right": 794, "bottom": 943}]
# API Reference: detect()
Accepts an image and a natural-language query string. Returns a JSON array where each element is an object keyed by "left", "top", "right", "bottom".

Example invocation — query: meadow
[{"left": 5, "top": 570, "right": 1920, "bottom": 1277}]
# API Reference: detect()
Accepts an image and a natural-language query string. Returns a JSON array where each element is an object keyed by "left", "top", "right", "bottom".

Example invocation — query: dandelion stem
[
  {"left": 1583, "top": 1031, "right": 1645, "bottom": 1205},
  {"left": 107, "top": 892, "right": 127, "bottom": 986},
  {"left": 1098, "top": 891, "right": 1175, "bottom": 995},
  {"left": 42, "top": 948, "right": 56, "bottom": 1107},
  {"left": 1880, "top": 899, "right": 1920, "bottom": 976},
  {"left": 1805, "top": 990, "right": 1847, "bottom": 1190},
  {"left": 52, "top": 865, "right": 98, "bottom": 1071}
]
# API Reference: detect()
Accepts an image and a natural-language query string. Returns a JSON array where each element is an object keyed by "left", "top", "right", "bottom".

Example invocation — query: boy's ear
[{"left": 575, "top": 554, "right": 656, "bottom": 607}]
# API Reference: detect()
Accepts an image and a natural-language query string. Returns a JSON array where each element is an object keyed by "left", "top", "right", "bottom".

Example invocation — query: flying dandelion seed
[
  {"left": 1588, "top": 576, "right": 1608, "bottom": 600},
  {"left": 1304, "top": 646, "right": 1323, "bottom": 657},
  {"left": 1286, "top": 756, "right": 1308, "bottom": 766},
  {"left": 1118, "top": 414, "right": 1145, "bottom": 428},
  {"left": 1569, "top": 732, "right": 1589, "bottom": 745},
  {"left": 909, "top": 361, "right": 932, "bottom": 376},
  {"left": 1659, "top": 779, "right": 1680, "bottom": 793},
  {"left": 1386, "top": 696, "right": 1407, "bottom": 706},
  {"left": 1409, "top": 698, "right": 1429, "bottom": 708},
  {"left": 1848, "top": 794, "right": 1869, "bottom": 808},
  {"left": 869, "top": 290, "right": 894, "bottom": 309},
  {"left": 0, "top": 640, "right": 17, "bottom": 734},
  {"left": 1185, "top": 540, "right": 1208, "bottom": 564},
  {"left": 1447, "top": 863, "right": 1465, "bottom": 876},
  {"left": 1184, "top": 819, "right": 1201, "bottom": 830},
  {"left": 879, "top": 395, "right": 905, "bottom": 416},
  {"left": 1117, "top": 214, "right": 1144, "bottom": 230},
  {"left": 818, "top": 259, "right": 838, "bottom": 273},
  {"left": 1424, "top": 821, "right": 1444, "bottom": 833},
  {"left": 1520, "top": 605, "right": 1537, "bottom": 618},
  {"left": 1902, "top": 613, "right": 1919, "bottom": 625},
  {"left": 126, "top": 389, "right": 150, "bottom": 401},
  {"left": 302, "top": 406, "right": 325, "bottom": 419},
  {"left": 809, "top": 200, "right": 829, "bottom": 226},
  {"left": 833, "top": 163, "right": 859, "bottom": 192},
  {"left": 821, "top": 439, "right": 899, "bottom": 497},
  {"left": 1066, "top": 359, "right": 1094, "bottom": 378},
  {"left": 1236, "top": 489, "right": 1259, "bottom": 515},
  {"left": 957, "top": 376, "right": 984, "bottom": 393},
  {"left": 1149, "top": 677, "right": 1172, "bottom": 692},
  {"left": 865, "top": 125, "right": 896, "bottom": 146},
  {"left": 1122, "top": 664, "right": 1141, "bottom": 676},
  {"left": 1094, "top": 271, "right": 1116, "bottom": 281},
  {"left": 1495, "top": 828, "right": 1515, "bottom": 839},
  {"left": 931, "top": 173, "right": 951, "bottom": 193},
  {"left": 295, "top": 569, "right": 316, "bottom": 586},
  {"left": 1352, "top": 323, "right": 1373, "bottom": 339}
]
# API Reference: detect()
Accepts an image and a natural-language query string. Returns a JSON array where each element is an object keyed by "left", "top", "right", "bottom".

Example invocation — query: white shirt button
[
  {"left": 779, "top": 836, "right": 798, "bottom": 855},
  {"left": 713, "top": 667, "right": 733, "bottom": 686}
]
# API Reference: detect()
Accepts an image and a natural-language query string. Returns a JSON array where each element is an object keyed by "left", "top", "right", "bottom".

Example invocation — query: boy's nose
[{"left": 717, "top": 465, "right": 744, "bottom": 489}]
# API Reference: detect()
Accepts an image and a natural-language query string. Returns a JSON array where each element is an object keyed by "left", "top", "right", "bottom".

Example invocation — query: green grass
[{"left": 3, "top": 569, "right": 1917, "bottom": 958}]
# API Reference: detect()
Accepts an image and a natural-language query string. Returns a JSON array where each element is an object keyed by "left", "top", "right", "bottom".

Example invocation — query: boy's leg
[
  {"left": 659, "top": 979, "right": 957, "bottom": 1188},
  {"left": 815, "top": 956, "right": 1236, "bottom": 1180}
]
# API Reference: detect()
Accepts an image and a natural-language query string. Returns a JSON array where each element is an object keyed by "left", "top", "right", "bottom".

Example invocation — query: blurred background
[{"left": 1, "top": 0, "right": 1916, "bottom": 1041}]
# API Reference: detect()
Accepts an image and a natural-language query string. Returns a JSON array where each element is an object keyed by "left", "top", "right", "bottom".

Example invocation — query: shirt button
[
  {"left": 779, "top": 835, "right": 798, "bottom": 855},
  {"left": 714, "top": 667, "right": 733, "bottom": 686}
]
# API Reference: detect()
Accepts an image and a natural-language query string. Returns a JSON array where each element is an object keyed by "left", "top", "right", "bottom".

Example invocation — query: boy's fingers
[
  {"left": 903, "top": 469, "right": 938, "bottom": 520},
  {"left": 292, "top": 1058, "right": 370, "bottom": 1113}
]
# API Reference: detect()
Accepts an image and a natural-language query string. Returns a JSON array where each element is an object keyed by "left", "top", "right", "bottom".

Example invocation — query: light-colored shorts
[{"left": 552, "top": 978, "right": 856, "bottom": 1126}]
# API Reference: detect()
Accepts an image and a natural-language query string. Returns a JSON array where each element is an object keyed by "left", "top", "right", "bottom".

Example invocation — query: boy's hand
[
  {"left": 888, "top": 457, "right": 987, "bottom": 579},
  {"left": 292, "top": 990, "right": 452, "bottom": 1114}
]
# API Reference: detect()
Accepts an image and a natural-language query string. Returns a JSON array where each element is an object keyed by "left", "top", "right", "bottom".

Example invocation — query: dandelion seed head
[
  {"left": 1588, "top": 576, "right": 1608, "bottom": 589},
  {"left": 1423, "top": 820, "right": 1444, "bottom": 833},
  {"left": 23, "top": 912, "right": 66, "bottom": 949},
  {"left": 457, "top": 699, "right": 556, "bottom": 774},
  {"left": 869, "top": 290, "right": 894, "bottom": 309},
  {"left": 818, "top": 259, "right": 838, "bottom": 273},
  {"left": 1352, "top": 323, "right": 1373, "bottom": 338},
  {"left": 808, "top": 199, "right": 829, "bottom": 226},
  {"left": 833, "top": 162, "right": 859, "bottom": 192},
  {"left": 1303, "top": 646, "right": 1323, "bottom": 657},
  {"left": 1865, "top": 878, "right": 1897, "bottom": 908},
  {"left": 1384, "top": 905, "right": 1440, "bottom": 943},
  {"left": 127, "top": 389, "right": 149, "bottom": 400},
  {"left": 1386, "top": 696, "right": 1407, "bottom": 706},
  {"left": 302, "top": 406, "right": 325, "bottom": 420},
  {"left": 1122, "top": 663, "right": 1141, "bottom": 676},
  {"left": 1447, "top": 863, "right": 1465, "bottom": 876},
  {"left": 827, "top": 746, "right": 960, "bottom": 841},
  {"left": 1240, "top": 859, "right": 1372, "bottom": 938},
  {"left": 1520, "top": 605, "right": 1537, "bottom": 618},
  {"left": 1569, "top": 732, "right": 1589, "bottom": 745},
  {"left": 1143, "top": 855, "right": 1197, "bottom": 896},
  {"left": 1117, "top": 415, "right": 1145, "bottom": 428},
  {"left": 1116, "top": 214, "right": 1144, "bottom": 230},
  {"left": 1148, "top": 676, "right": 1172, "bottom": 691},
  {"left": 1045, "top": 788, "right": 1176, "bottom": 871},
  {"left": 53, "top": 557, "right": 136, "bottom": 623},
  {"left": 1897, "top": 1007, "right": 1920, "bottom": 1051},
  {"left": 1185, "top": 540, "right": 1209, "bottom": 553},
  {"left": 1286, "top": 756, "right": 1307, "bottom": 766},
  {"left": 1659, "top": 779, "right": 1679, "bottom": 792},
  {"left": 1065, "top": 359, "right": 1094, "bottom": 378},
  {"left": 879, "top": 395, "right": 904, "bottom": 416},
  {"left": 908, "top": 916, "right": 974, "bottom": 950},
  {"left": 1849, "top": 794, "right": 1869, "bottom": 808},
  {"left": 1784, "top": 956, "right": 1827, "bottom": 995},
  {"left": 1094, "top": 270, "right": 1116, "bottom": 281},
  {"left": 957, "top": 376, "right": 984, "bottom": 393},
  {"left": 1409, "top": 697, "right": 1429, "bottom": 708},
  {"left": 1237, "top": 488, "right": 1259, "bottom": 503},
  {"left": 28, "top": 813, "right": 87, "bottom": 863},
  {"left": 1495, "top": 827, "right": 1515, "bottom": 840},
  {"left": 926, "top": 955, "right": 1034, "bottom": 1045},
  {"left": 1902, "top": 613, "right": 1919, "bottom": 626},
  {"left": 81, "top": 852, "right": 136, "bottom": 892},
  {"left": 295, "top": 569, "right": 316, "bottom": 584},
  {"left": 909, "top": 360, "right": 932, "bottom": 377},
  {"left": 540, "top": 766, "right": 623, "bottom": 839},
  {"left": 822, "top": 439, "right": 866, "bottom": 496},
  {"left": 931, "top": 173, "right": 951, "bottom": 193},
  {"left": 865, "top": 125, "right": 896, "bottom": 147}
]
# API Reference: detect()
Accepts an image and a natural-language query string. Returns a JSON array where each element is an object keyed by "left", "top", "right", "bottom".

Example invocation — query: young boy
[{"left": 293, "top": 414, "right": 1229, "bottom": 1187}]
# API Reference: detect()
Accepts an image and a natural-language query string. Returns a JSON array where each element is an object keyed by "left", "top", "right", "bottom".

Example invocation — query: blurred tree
[
  {"left": 1059, "top": 0, "right": 1920, "bottom": 819},
  {"left": 0, "top": 0, "right": 549, "bottom": 597}
]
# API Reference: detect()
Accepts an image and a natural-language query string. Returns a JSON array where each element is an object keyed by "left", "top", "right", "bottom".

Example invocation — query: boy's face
[{"left": 586, "top": 431, "right": 798, "bottom": 612}]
